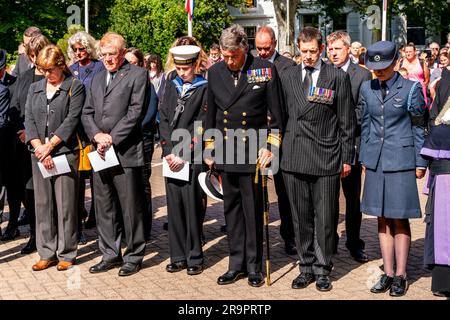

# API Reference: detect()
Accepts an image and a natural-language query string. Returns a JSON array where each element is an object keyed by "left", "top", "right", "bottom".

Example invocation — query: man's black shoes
[
  {"left": 284, "top": 240, "right": 297, "bottom": 255},
  {"left": 248, "top": 272, "right": 264, "bottom": 287},
  {"left": 187, "top": 264, "right": 203, "bottom": 276},
  {"left": 217, "top": 270, "right": 248, "bottom": 285},
  {"left": 166, "top": 261, "right": 187, "bottom": 273},
  {"left": 118, "top": 262, "right": 142, "bottom": 276},
  {"left": 350, "top": 248, "right": 369, "bottom": 263},
  {"left": 21, "top": 237, "right": 37, "bottom": 254},
  {"left": 316, "top": 275, "right": 332, "bottom": 291},
  {"left": 292, "top": 272, "right": 315, "bottom": 289},
  {"left": 89, "top": 259, "right": 123, "bottom": 274}
]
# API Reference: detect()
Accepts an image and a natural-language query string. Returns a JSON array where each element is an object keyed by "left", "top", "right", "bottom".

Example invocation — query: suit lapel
[
  {"left": 105, "top": 62, "right": 129, "bottom": 96},
  {"left": 225, "top": 54, "right": 254, "bottom": 110},
  {"left": 218, "top": 62, "right": 235, "bottom": 97},
  {"left": 297, "top": 62, "right": 328, "bottom": 118},
  {"left": 370, "top": 79, "right": 383, "bottom": 104},
  {"left": 383, "top": 73, "right": 402, "bottom": 103}
]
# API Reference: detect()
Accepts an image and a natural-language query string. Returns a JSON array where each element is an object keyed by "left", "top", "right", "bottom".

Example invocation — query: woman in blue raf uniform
[
  {"left": 359, "top": 41, "right": 427, "bottom": 297},
  {"left": 159, "top": 45, "right": 207, "bottom": 275}
]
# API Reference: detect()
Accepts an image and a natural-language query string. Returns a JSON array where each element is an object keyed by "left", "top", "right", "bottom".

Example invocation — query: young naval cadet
[
  {"left": 279, "top": 27, "right": 355, "bottom": 292},
  {"left": 159, "top": 44, "right": 208, "bottom": 276},
  {"left": 204, "top": 24, "right": 284, "bottom": 287}
]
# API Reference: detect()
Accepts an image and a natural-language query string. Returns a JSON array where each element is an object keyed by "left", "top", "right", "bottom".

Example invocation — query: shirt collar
[
  {"left": 302, "top": 59, "right": 322, "bottom": 72},
  {"left": 339, "top": 58, "right": 351, "bottom": 72},
  {"left": 379, "top": 72, "right": 399, "bottom": 89},
  {"left": 268, "top": 51, "right": 277, "bottom": 63}
]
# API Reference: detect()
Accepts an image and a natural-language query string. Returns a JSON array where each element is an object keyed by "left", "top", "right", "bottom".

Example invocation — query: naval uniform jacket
[
  {"left": 159, "top": 75, "right": 208, "bottom": 161},
  {"left": 205, "top": 54, "right": 284, "bottom": 173},
  {"left": 279, "top": 62, "right": 355, "bottom": 176}
]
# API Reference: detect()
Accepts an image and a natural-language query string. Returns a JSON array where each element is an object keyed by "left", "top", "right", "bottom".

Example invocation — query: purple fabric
[
  {"left": 434, "top": 174, "right": 450, "bottom": 266},
  {"left": 420, "top": 147, "right": 450, "bottom": 159}
]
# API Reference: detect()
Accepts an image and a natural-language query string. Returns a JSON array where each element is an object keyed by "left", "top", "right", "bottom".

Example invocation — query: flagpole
[
  {"left": 85, "top": 0, "right": 89, "bottom": 33},
  {"left": 188, "top": 15, "right": 192, "bottom": 37},
  {"left": 381, "top": 0, "right": 387, "bottom": 41}
]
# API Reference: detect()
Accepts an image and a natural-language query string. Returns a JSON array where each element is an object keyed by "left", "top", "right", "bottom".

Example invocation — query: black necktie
[
  {"left": 106, "top": 72, "right": 116, "bottom": 90},
  {"left": 303, "top": 66, "right": 314, "bottom": 96},
  {"left": 380, "top": 81, "right": 387, "bottom": 101}
]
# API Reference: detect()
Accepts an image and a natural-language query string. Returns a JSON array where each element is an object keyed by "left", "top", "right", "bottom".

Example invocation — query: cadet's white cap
[{"left": 169, "top": 45, "right": 200, "bottom": 65}]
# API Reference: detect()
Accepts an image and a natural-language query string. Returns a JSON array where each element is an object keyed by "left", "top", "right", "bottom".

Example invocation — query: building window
[
  {"left": 333, "top": 14, "right": 347, "bottom": 31},
  {"left": 245, "top": 0, "right": 257, "bottom": 8},
  {"left": 245, "top": 26, "right": 257, "bottom": 51},
  {"left": 302, "top": 14, "right": 319, "bottom": 28}
]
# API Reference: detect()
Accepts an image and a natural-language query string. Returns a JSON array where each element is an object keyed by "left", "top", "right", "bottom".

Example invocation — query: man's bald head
[{"left": 255, "top": 26, "right": 277, "bottom": 59}]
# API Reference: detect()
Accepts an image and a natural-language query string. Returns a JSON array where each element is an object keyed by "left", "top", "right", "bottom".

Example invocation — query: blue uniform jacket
[{"left": 359, "top": 72, "right": 428, "bottom": 171}]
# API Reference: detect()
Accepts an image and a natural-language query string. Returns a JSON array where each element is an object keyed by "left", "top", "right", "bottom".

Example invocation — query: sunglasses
[{"left": 73, "top": 47, "right": 86, "bottom": 52}]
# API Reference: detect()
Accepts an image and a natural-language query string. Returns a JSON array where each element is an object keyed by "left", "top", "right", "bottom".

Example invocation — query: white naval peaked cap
[{"left": 170, "top": 45, "right": 201, "bottom": 65}]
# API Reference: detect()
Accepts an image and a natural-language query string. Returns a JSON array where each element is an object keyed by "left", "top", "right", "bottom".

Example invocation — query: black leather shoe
[
  {"left": 350, "top": 248, "right": 369, "bottom": 263},
  {"left": 370, "top": 274, "right": 394, "bottom": 293},
  {"left": 389, "top": 275, "right": 408, "bottom": 297},
  {"left": 248, "top": 272, "right": 264, "bottom": 287},
  {"left": 316, "top": 275, "right": 332, "bottom": 291},
  {"left": 292, "top": 272, "right": 315, "bottom": 289},
  {"left": 187, "top": 264, "right": 203, "bottom": 275},
  {"left": 1, "top": 227, "right": 20, "bottom": 241},
  {"left": 118, "top": 262, "right": 142, "bottom": 276},
  {"left": 220, "top": 225, "right": 227, "bottom": 233},
  {"left": 284, "top": 240, "right": 297, "bottom": 255},
  {"left": 166, "top": 261, "right": 187, "bottom": 273},
  {"left": 89, "top": 259, "right": 123, "bottom": 274},
  {"left": 21, "top": 237, "right": 37, "bottom": 254},
  {"left": 433, "top": 291, "right": 450, "bottom": 297},
  {"left": 217, "top": 270, "right": 248, "bottom": 285}
]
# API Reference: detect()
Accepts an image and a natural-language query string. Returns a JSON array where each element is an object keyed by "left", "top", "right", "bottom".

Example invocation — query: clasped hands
[
  {"left": 94, "top": 132, "right": 113, "bottom": 160},
  {"left": 34, "top": 143, "right": 55, "bottom": 170},
  {"left": 165, "top": 154, "right": 185, "bottom": 172}
]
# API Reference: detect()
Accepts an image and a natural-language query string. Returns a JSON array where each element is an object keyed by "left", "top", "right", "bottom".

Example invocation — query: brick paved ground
[{"left": 0, "top": 146, "right": 445, "bottom": 300}]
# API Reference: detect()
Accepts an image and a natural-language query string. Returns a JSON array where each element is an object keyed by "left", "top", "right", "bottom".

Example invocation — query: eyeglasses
[
  {"left": 37, "top": 66, "right": 58, "bottom": 74},
  {"left": 73, "top": 47, "right": 86, "bottom": 52}
]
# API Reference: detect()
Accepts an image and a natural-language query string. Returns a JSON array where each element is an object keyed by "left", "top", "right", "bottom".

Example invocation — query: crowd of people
[{"left": 0, "top": 24, "right": 449, "bottom": 298}]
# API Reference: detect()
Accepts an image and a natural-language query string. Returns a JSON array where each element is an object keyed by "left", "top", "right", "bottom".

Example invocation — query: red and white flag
[{"left": 185, "top": 0, "right": 195, "bottom": 21}]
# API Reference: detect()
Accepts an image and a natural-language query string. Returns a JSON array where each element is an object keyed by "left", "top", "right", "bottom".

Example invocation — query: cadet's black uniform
[
  {"left": 205, "top": 54, "right": 284, "bottom": 274},
  {"left": 159, "top": 74, "right": 208, "bottom": 267}
]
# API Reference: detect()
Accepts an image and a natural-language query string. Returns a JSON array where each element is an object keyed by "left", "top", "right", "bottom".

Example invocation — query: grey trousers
[
  {"left": 31, "top": 152, "right": 79, "bottom": 262},
  {"left": 93, "top": 166, "right": 146, "bottom": 264}
]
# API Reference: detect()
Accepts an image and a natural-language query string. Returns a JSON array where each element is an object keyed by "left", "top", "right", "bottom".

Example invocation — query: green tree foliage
[{"left": 109, "top": 0, "right": 243, "bottom": 60}]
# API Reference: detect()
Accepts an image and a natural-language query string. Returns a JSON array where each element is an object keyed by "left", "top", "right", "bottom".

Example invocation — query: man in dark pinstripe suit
[{"left": 279, "top": 27, "right": 355, "bottom": 291}]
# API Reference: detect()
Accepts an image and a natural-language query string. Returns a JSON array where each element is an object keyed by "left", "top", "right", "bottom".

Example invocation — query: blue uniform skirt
[{"left": 361, "top": 160, "right": 422, "bottom": 219}]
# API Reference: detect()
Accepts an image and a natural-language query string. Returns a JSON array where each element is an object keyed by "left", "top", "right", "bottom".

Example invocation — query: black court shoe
[
  {"left": 389, "top": 275, "right": 408, "bottom": 297},
  {"left": 370, "top": 274, "right": 394, "bottom": 293}
]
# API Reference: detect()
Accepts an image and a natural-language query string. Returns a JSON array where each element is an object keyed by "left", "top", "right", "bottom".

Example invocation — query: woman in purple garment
[{"left": 420, "top": 67, "right": 450, "bottom": 297}]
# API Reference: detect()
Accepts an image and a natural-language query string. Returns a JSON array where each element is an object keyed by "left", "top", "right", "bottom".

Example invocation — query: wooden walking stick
[{"left": 255, "top": 163, "right": 271, "bottom": 286}]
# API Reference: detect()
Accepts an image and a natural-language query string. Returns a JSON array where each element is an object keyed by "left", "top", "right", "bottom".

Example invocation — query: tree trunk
[{"left": 273, "top": 0, "right": 300, "bottom": 54}]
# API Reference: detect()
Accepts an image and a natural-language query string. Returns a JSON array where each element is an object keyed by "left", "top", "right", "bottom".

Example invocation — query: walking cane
[{"left": 255, "top": 163, "right": 271, "bottom": 286}]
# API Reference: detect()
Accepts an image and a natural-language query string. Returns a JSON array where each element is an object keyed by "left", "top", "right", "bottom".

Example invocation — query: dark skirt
[{"left": 361, "top": 159, "right": 421, "bottom": 219}]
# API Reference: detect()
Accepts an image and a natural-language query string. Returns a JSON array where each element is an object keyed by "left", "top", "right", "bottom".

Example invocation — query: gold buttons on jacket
[
  {"left": 224, "top": 136, "right": 229, "bottom": 140},
  {"left": 242, "top": 137, "right": 247, "bottom": 142},
  {"left": 223, "top": 119, "right": 228, "bottom": 124},
  {"left": 242, "top": 120, "right": 247, "bottom": 125},
  {"left": 242, "top": 112, "right": 247, "bottom": 117},
  {"left": 224, "top": 127, "right": 228, "bottom": 132},
  {"left": 224, "top": 111, "right": 228, "bottom": 115}
]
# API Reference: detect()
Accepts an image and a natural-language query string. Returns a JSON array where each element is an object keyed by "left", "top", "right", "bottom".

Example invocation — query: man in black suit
[
  {"left": 279, "top": 27, "right": 355, "bottom": 291},
  {"left": 255, "top": 26, "right": 297, "bottom": 256},
  {"left": 327, "top": 31, "right": 372, "bottom": 263},
  {"left": 205, "top": 24, "right": 284, "bottom": 287},
  {"left": 82, "top": 32, "right": 148, "bottom": 277},
  {"left": 12, "top": 26, "right": 41, "bottom": 77}
]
